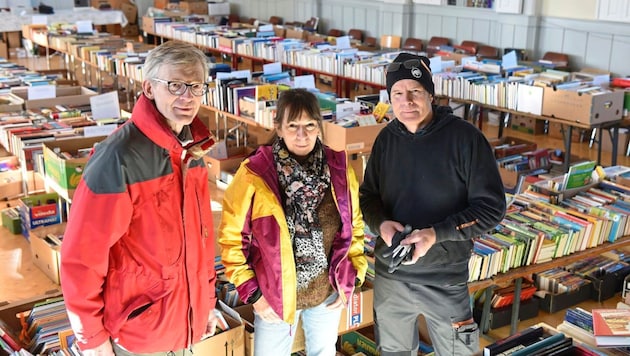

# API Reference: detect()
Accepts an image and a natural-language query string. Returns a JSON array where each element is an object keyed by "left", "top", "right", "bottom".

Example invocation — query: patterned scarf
[{"left": 273, "top": 137, "right": 331, "bottom": 291}]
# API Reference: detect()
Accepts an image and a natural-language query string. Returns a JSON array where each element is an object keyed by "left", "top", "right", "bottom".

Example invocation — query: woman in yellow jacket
[{"left": 219, "top": 88, "right": 367, "bottom": 356}]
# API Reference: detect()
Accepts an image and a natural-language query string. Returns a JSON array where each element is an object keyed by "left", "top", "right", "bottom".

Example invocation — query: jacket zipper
[{"left": 181, "top": 152, "right": 194, "bottom": 348}]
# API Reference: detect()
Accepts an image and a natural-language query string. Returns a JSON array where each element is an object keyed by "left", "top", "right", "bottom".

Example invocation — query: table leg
[{"left": 510, "top": 277, "right": 522, "bottom": 335}]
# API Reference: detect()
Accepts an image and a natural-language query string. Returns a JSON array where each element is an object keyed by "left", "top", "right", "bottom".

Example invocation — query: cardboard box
[
  {"left": 542, "top": 86, "right": 625, "bottom": 125},
  {"left": 338, "top": 283, "right": 374, "bottom": 333},
  {"left": 322, "top": 121, "right": 386, "bottom": 153},
  {"left": 510, "top": 115, "right": 545, "bottom": 135},
  {"left": 3, "top": 31, "right": 21, "bottom": 49},
  {"left": 348, "top": 153, "right": 369, "bottom": 184},
  {"left": 142, "top": 16, "right": 170, "bottom": 34},
  {"left": 29, "top": 223, "right": 66, "bottom": 285},
  {"left": 0, "top": 170, "right": 23, "bottom": 200},
  {"left": 1, "top": 207, "right": 21, "bottom": 234},
  {"left": 547, "top": 122, "right": 586, "bottom": 143},
  {"left": 42, "top": 136, "right": 107, "bottom": 199},
  {"left": 179, "top": 1, "right": 209, "bottom": 14},
  {"left": 192, "top": 313, "right": 244, "bottom": 356},
  {"left": 17, "top": 192, "right": 61, "bottom": 239},
  {"left": 234, "top": 304, "right": 305, "bottom": 355},
  {"left": 285, "top": 28, "right": 308, "bottom": 40},
  {"left": 535, "top": 281, "right": 592, "bottom": 313},
  {"left": 204, "top": 146, "right": 252, "bottom": 182},
  {"left": 273, "top": 26, "right": 286, "bottom": 38},
  {"left": 0, "top": 93, "right": 25, "bottom": 112},
  {"left": 0, "top": 40, "right": 7, "bottom": 59},
  {"left": 599, "top": 128, "right": 628, "bottom": 153},
  {"left": 121, "top": 2, "right": 138, "bottom": 24},
  {"left": 339, "top": 330, "right": 378, "bottom": 356},
  {"left": 473, "top": 298, "right": 539, "bottom": 330},
  {"left": 11, "top": 86, "right": 97, "bottom": 110}
]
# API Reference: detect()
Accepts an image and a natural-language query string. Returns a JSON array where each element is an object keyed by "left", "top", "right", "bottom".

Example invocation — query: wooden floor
[{"left": 0, "top": 54, "right": 628, "bottom": 350}]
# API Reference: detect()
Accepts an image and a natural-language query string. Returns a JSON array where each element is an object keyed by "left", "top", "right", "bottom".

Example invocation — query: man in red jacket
[{"left": 60, "top": 41, "right": 218, "bottom": 356}]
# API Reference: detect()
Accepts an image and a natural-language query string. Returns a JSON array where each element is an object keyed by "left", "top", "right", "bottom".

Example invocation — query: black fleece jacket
[{"left": 359, "top": 105, "right": 506, "bottom": 285}]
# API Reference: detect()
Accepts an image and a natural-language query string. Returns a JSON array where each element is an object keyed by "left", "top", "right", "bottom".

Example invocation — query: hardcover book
[{"left": 592, "top": 309, "right": 630, "bottom": 347}]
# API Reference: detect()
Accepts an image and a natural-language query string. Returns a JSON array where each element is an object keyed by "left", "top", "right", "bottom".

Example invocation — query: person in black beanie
[{"left": 359, "top": 52, "right": 506, "bottom": 355}]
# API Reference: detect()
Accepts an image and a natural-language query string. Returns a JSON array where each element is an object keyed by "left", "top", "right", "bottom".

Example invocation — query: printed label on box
[{"left": 347, "top": 291, "right": 362, "bottom": 329}]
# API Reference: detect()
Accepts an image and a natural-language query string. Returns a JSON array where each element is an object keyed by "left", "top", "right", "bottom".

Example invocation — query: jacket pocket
[{"left": 103, "top": 267, "right": 176, "bottom": 335}]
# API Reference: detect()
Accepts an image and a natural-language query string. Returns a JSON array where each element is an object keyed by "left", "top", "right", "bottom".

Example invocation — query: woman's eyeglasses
[{"left": 152, "top": 78, "right": 209, "bottom": 96}]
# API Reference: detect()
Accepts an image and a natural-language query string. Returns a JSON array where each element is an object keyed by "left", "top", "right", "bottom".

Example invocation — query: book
[
  {"left": 483, "top": 325, "right": 544, "bottom": 355},
  {"left": 511, "top": 332, "right": 566, "bottom": 356},
  {"left": 592, "top": 308, "right": 630, "bottom": 347},
  {"left": 562, "top": 161, "right": 597, "bottom": 190}
]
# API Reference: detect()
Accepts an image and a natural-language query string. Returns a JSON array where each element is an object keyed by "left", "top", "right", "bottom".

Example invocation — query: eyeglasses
[
  {"left": 152, "top": 78, "right": 208, "bottom": 96},
  {"left": 387, "top": 58, "right": 431, "bottom": 74},
  {"left": 284, "top": 122, "right": 319, "bottom": 133}
]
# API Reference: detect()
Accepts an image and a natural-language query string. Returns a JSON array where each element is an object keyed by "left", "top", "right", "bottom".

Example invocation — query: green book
[{"left": 562, "top": 161, "right": 596, "bottom": 190}]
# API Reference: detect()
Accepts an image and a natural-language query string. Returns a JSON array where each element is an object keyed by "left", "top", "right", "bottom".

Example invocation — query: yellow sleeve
[
  {"left": 347, "top": 162, "right": 368, "bottom": 286},
  {"left": 218, "top": 162, "right": 257, "bottom": 288}
]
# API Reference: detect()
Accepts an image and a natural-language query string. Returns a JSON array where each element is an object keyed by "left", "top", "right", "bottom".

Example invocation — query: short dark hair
[{"left": 274, "top": 88, "right": 324, "bottom": 132}]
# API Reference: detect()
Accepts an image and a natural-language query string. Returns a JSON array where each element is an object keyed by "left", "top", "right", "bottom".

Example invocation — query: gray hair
[{"left": 143, "top": 41, "right": 209, "bottom": 82}]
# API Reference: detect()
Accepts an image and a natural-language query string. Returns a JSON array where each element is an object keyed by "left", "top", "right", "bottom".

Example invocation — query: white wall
[
  {"left": 540, "top": 0, "right": 598, "bottom": 20},
  {"left": 229, "top": 0, "right": 630, "bottom": 76}
]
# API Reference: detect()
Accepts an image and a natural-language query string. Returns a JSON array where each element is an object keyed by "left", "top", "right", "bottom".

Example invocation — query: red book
[
  {"left": 0, "top": 321, "right": 22, "bottom": 352},
  {"left": 592, "top": 308, "right": 630, "bottom": 347}
]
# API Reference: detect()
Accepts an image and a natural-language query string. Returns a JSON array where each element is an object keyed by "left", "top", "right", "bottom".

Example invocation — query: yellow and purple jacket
[{"left": 218, "top": 145, "right": 367, "bottom": 323}]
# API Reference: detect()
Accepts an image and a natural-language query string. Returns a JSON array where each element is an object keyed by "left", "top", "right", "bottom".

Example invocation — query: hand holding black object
[{"left": 383, "top": 225, "right": 413, "bottom": 273}]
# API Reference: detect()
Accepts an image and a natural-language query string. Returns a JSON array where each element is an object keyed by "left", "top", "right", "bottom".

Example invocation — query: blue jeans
[{"left": 253, "top": 292, "right": 341, "bottom": 356}]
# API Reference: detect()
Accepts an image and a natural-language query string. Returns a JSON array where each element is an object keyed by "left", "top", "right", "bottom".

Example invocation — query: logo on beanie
[{"left": 411, "top": 67, "right": 422, "bottom": 78}]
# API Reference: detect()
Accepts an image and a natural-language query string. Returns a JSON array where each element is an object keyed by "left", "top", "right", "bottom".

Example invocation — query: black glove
[{"left": 382, "top": 225, "right": 414, "bottom": 273}]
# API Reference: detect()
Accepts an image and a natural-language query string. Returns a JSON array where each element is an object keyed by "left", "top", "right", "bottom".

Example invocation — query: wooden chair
[
  {"left": 402, "top": 37, "right": 423, "bottom": 53},
  {"left": 227, "top": 14, "right": 240, "bottom": 26},
  {"left": 348, "top": 28, "right": 364, "bottom": 43},
  {"left": 477, "top": 45, "right": 500, "bottom": 60},
  {"left": 426, "top": 36, "right": 451, "bottom": 57},
  {"left": 268, "top": 16, "right": 283, "bottom": 25},
  {"left": 364, "top": 36, "right": 378, "bottom": 49},
  {"left": 454, "top": 40, "right": 479, "bottom": 55},
  {"left": 328, "top": 29, "right": 344, "bottom": 37},
  {"left": 541, "top": 51, "right": 570, "bottom": 69},
  {"left": 380, "top": 35, "right": 401, "bottom": 50}
]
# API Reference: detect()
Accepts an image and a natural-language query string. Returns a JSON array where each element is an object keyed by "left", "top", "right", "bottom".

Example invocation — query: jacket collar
[{"left": 131, "top": 94, "right": 211, "bottom": 153}]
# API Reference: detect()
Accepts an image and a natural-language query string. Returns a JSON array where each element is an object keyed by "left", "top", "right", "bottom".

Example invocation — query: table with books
[{"left": 470, "top": 232, "right": 630, "bottom": 337}]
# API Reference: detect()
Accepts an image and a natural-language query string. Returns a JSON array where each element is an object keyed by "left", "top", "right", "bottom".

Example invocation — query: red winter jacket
[{"left": 60, "top": 95, "right": 216, "bottom": 353}]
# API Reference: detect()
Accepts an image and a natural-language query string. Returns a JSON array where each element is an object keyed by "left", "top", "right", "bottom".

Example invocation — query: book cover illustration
[{"left": 593, "top": 309, "right": 630, "bottom": 336}]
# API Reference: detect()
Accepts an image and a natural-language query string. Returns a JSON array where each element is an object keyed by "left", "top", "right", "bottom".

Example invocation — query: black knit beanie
[{"left": 385, "top": 53, "right": 434, "bottom": 97}]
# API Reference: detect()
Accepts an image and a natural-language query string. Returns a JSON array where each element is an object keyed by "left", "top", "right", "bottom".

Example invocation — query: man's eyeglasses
[
  {"left": 152, "top": 78, "right": 209, "bottom": 96},
  {"left": 387, "top": 58, "right": 431, "bottom": 74}
]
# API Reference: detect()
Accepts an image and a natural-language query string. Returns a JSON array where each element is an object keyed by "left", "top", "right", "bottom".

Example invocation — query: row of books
[{"left": 468, "top": 181, "right": 630, "bottom": 282}]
